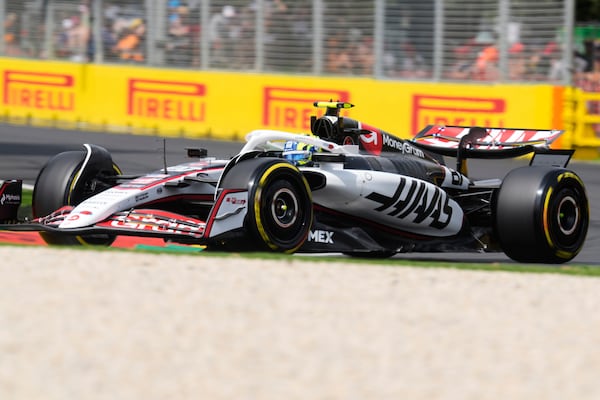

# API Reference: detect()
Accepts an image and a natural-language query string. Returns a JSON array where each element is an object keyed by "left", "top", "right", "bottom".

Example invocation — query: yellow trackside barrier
[
  {"left": 565, "top": 86, "right": 600, "bottom": 159},
  {"left": 0, "top": 57, "right": 575, "bottom": 146}
]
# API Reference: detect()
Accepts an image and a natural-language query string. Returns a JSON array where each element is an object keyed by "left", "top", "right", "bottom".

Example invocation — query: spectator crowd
[{"left": 2, "top": 0, "right": 599, "bottom": 90}]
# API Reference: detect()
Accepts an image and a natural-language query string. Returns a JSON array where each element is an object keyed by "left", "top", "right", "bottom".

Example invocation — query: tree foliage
[{"left": 576, "top": 0, "right": 600, "bottom": 22}]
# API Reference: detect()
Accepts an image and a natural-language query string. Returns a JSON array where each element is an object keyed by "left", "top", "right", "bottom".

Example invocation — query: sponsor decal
[
  {"left": 89, "top": 188, "right": 131, "bottom": 198},
  {"left": 226, "top": 196, "right": 246, "bottom": 205},
  {"left": 135, "top": 192, "right": 149, "bottom": 202},
  {"left": 308, "top": 229, "right": 334, "bottom": 244},
  {"left": 358, "top": 123, "right": 381, "bottom": 155},
  {"left": 128, "top": 79, "right": 206, "bottom": 121},
  {"left": 262, "top": 87, "right": 350, "bottom": 130},
  {"left": 110, "top": 215, "right": 203, "bottom": 234},
  {"left": 3, "top": 70, "right": 75, "bottom": 111},
  {"left": 366, "top": 177, "right": 453, "bottom": 229},
  {"left": 358, "top": 124, "right": 425, "bottom": 158},
  {"left": 119, "top": 174, "right": 170, "bottom": 189},
  {"left": 0, "top": 193, "right": 20, "bottom": 205},
  {"left": 442, "top": 168, "right": 467, "bottom": 189},
  {"left": 75, "top": 200, "right": 108, "bottom": 207},
  {"left": 412, "top": 94, "right": 506, "bottom": 132},
  {"left": 382, "top": 134, "right": 425, "bottom": 158}
]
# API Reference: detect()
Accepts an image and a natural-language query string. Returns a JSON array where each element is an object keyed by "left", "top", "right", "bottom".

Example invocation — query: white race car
[{"left": 0, "top": 102, "right": 589, "bottom": 263}]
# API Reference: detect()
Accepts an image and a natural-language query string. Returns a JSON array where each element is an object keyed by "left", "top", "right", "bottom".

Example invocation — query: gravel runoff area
[{"left": 1, "top": 246, "right": 600, "bottom": 400}]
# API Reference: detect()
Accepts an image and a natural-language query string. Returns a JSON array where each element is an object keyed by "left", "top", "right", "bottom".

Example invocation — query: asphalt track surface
[{"left": 1, "top": 123, "right": 598, "bottom": 265}]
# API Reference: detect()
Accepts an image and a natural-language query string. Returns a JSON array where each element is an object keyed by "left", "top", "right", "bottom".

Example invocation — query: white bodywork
[
  {"left": 304, "top": 163, "right": 464, "bottom": 237},
  {"left": 57, "top": 129, "right": 465, "bottom": 239},
  {"left": 241, "top": 130, "right": 465, "bottom": 237}
]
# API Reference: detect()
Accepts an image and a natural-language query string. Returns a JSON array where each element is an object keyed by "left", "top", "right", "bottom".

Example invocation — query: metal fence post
[
  {"left": 255, "top": 0, "right": 264, "bottom": 71},
  {"left": 374, "top": 0, "right": 384, "bottom": 78},
  {"left": 200, "top": 0, "right": 209, "bottom": 69},
  {"left": 312, "top": 0, "right": 323, "bottom": 75},
  {"left": 93, "top": 0, "right": 103, "bottom": 63},
  {"left": 0, "top": 0, "right": 5, "bottom": 56},
  {"left": 147, "top": 0, "right": 167, "bottom": 66},
  {"left": 433, "top": 0, "right": 444, "bottom": 81},
  {"left": 564, "top": 0, "right": 574, "bottom": 86},
  {"left": 497, "top": 0, "right": 510, "bottom": 81},
  {"left": 43, "top": 1, "right": 54, "bottom": 60}
]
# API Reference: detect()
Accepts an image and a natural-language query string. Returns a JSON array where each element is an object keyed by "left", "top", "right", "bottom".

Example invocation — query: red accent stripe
[{"left": 203, "top": 188, "right": 246, "bottom": 237}]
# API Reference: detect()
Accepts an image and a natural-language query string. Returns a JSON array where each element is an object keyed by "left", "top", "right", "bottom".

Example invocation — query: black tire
[
  {"left": 33, "top": 150, "right": 121, "bottom": 246},
  {"left": 494, "top": 166, "right": 589, "bottom": 263},
  {"left": 248, "top": 160, "right": 313, "bottom": 253},
  {"left": 220, "top": 158, "right": 313, "bottom": 253}
]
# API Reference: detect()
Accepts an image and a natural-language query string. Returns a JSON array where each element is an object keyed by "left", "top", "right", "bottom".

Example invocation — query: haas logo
[
  {"left": 366, "top": 177, "right": 453, "bottom": 229},
  {"left": 358, "top": 124, "right": 382, "bottom": 155}
]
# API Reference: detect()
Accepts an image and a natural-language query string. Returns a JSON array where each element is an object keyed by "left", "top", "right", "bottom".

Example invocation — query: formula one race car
[{"left": 0, "top": 101, "right": 589, "bottom": 263}]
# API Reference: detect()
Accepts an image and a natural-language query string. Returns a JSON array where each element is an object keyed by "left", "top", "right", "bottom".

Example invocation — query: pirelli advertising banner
[
  {"left": 0, "top": 58, "right": 564, "bottom": 141},
  {"left": 2, "top": 61, "right": 82, "bottom": 122}
]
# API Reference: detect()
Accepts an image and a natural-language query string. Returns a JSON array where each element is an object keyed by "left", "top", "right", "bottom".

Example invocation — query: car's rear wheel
[
  {"left": 494, "top": 166, "right": 589, "bottom": 263},
  {"left": 33, "top": 148, "right": 121, "bottom": 246}
]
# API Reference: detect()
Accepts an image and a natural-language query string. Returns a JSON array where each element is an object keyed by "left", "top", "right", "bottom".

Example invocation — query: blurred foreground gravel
[{"left": 1, "top": 246, "right": 600, "bottom": 400}]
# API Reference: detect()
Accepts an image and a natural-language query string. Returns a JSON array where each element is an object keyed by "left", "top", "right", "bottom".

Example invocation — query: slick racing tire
[
  {"left": 33, "top": 149, "right": 121, "bottom": 246},
  {"left": 221, "top": 157, "right": 313, "bottom": 253},
  {"left": 494, "top": 166, "right": 589, "bottom": 264}
]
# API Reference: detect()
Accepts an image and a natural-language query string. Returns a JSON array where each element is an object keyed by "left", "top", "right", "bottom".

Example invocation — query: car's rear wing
[
  {"left": 411, "top": 125, "right": 570, "bottom": 175},
  {"left": 412, "top": 125, "right": 564, "bottom": 154}
]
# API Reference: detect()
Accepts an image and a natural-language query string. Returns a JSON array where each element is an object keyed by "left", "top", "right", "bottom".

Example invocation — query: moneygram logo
[
  {"left": 263, "top": 87, "right": 350, "bottom": 130},
  {"left": 3, "top": 70, "right": 75, "bottom": 111},
  {"left": 128, "top": 79, "right": 206, "bottom": 121},
  {"left": 412, "top": 95, "right": 506, "bottom": 132}
]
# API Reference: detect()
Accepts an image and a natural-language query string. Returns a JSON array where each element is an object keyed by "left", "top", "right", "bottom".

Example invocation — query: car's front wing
[{"left": 1, "top": 208, "right": 207, "bottom": 242}]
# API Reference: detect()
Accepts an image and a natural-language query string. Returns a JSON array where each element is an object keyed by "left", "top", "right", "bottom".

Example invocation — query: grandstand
[{"left": 0, "top": 0, "right": 578, "bottom": 84}]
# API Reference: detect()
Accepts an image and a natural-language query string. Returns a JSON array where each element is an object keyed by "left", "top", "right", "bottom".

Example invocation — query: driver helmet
[{"left": 282, "top": 139, "right": 316, "bottom": 166}]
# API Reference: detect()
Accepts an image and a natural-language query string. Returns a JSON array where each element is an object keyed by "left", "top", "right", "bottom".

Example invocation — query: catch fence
[{"left": 1, "top": 0, "right": 574, "bottom": 84}]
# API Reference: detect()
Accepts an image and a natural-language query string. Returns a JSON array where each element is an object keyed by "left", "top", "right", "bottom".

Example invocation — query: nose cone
[{"left": 58, "top": 210, "right": 97, "bottom": 228}]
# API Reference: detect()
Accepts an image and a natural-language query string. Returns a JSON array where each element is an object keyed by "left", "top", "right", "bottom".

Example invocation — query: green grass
[
  {"left": 19, "top": 188, "right": 32, "bottom": 220},
  {"left": 15, "top": 188, "right": 599, "bottom": 277},
  {"left": 189, "top": 250, "right": 600, "bottom": 277}
]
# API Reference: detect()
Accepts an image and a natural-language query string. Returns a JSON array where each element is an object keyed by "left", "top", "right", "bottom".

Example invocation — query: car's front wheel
[
  {"left": 219, "top": 157, "right": 313, "bottom": 253},
  {"left": 246, "top": 160, "right": 312, "bottom": 253},
  {"left": 33, "top": 146, "right": 121, "bottom": 246}
]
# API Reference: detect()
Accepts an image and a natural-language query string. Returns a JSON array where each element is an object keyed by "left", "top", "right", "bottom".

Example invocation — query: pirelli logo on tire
[{"left": 411, "top": 94, "right": 506, "bottom": 133}]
